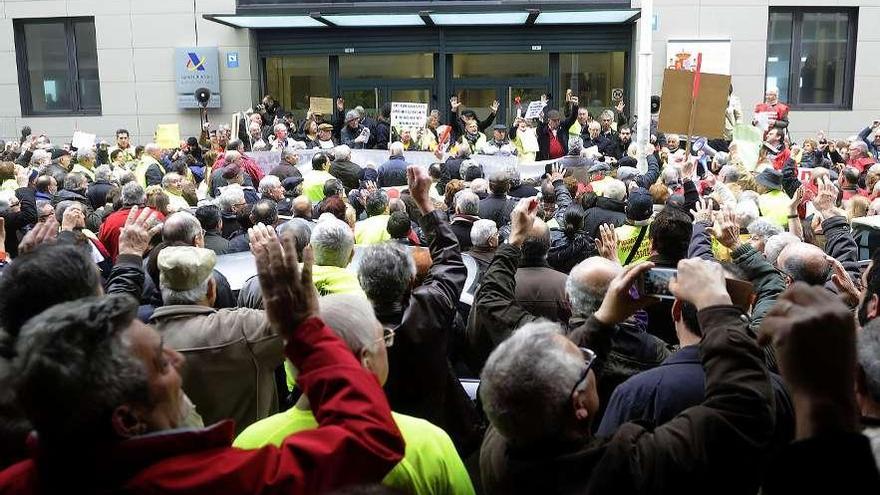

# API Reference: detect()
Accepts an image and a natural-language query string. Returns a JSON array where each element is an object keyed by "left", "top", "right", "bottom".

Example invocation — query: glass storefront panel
[
  {"left": 560, "top": 52, "right": 626, "bottom": 118},
  {"left": 265, "top": 55, "right": 331, "bottom": 120},
  {"left": 453, "top": 88, "right": 498, "bottom": 121},
  {"left": 798, "top": 12, "right": 849, "bottom": 105},
  {"left": 766, "top": 11, "right": 793, "bottom": 103},
  {"left": 453, "top": 53, "right": 548, "bottom": 79},
  {"left": 340, "top": 53, "right": 434, "bottom": 79},
  {"left": 342, "top": 88, "right": 384, "bottom": 118}
]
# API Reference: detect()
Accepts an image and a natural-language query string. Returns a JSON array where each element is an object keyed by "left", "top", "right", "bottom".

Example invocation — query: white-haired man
[{"left": 377, "top": 142, "right": 409, "bottom": 187}]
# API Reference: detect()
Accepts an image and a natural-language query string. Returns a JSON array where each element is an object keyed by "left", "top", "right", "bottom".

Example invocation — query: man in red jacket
[
  {"left": 99, "top": 182, "right": 165, "bottom": 261},
  {"left": 0, "top": 225, "right": 404, "bottom": 494}
]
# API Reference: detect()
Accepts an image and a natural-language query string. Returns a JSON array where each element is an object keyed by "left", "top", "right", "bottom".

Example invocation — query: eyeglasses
[
  {"left": 568, "top": 347, "right": 597, "bottom": 399},
  {"left": 374, "top": 327, "right": 395, "bottom": 348}
]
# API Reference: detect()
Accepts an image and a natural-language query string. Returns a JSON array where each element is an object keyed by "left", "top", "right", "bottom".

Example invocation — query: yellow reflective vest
[{"left": 615, "top": 223, "right": 652, "bottom": 265}]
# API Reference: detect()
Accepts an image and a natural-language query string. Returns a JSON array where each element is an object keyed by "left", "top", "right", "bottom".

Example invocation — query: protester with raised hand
[{"left": 760, "top": 283, "right": 880, "bottom": 493}]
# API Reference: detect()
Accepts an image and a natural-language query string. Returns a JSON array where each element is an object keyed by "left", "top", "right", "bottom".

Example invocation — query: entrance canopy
[{"left": 204, "top": 0, "right": 639, "bottom": 29}]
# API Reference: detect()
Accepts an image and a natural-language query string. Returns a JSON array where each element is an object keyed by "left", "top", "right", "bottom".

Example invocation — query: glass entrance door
[{"left": 340, "top": 84, "right": 433, "bottom": 119}]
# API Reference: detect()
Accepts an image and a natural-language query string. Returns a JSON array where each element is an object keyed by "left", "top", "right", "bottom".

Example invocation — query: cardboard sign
[
  {"left": 309, "top": 97, "right": 333, "bottom": 115},
  {"left": 657, "top": 68, "right": 730, "bottom": 138},
  {"left": 390, "top": 102, "right": 428, "bottom": 130},
  {"left": 155, "top": 124, "right": 181, "bottom": 149},
  {"left": 71, "top": 131, "right": 95, "bottom": 150},
  {"left": 523, "top": 100, "right": 547, "bottom": 120}
]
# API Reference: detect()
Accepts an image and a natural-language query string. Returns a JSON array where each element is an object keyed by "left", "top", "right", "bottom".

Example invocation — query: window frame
[
  {"left": 765, "top": 7, "right": 858, "bottom": 111},
  {"left": 13, "top": 16, "right": 102, "bottom": 116}
]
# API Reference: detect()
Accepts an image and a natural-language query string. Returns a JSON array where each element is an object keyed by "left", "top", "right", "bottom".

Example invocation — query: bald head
[
  {"left": 521, "top": 218, "right": 550, "bottom": 263},
  {"left": 566, "top": 257, "right": 620, "bottom": 318},
  {"left": 163, "top": 211, "right": 203, "bottom": 247},
  {"left": 777, "top": 242, "right": 830, "bottom": 286},
  {"left": 292, "top": 195, "right": 312, "bottom": 220}
]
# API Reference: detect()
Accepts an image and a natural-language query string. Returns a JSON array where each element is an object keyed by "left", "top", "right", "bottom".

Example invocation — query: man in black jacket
[
  {"left": 329, "top": 145, "right": 362, "bottom": 191},
  {"left": 356, "top": 165, "right": 481, "bottom": 456},
  {"left": 583, "top": 178, "right": 627, "bottom": 237},
  {"left": 477, "top": 201, "right": 776, "bottom": 494},
  {"left": 1, "top": 184, "right": 36, "bottom": 259},
  {"left": 478, "top": 171, "right": 517, "bottom": 228}
]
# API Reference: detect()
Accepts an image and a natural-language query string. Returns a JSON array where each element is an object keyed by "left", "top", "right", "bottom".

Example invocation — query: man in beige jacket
[{"left": 150, "top": 245, "right": 283, "bottom": 434}]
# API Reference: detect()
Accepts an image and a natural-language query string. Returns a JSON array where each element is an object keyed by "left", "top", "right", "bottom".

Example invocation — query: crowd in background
[{"left": 0, "top": 86, "right": 879, "bottom": 494}]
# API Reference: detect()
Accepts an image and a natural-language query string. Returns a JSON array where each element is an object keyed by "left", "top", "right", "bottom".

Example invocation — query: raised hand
[
  {"left": 489, "top": 100, "right": 499, "bottom": 113},
  {"left": 668, "top": 258, "right": 732, "bottom": 309},
  {"left": 406, "top": 165, "right": 434, "bottom": 214},
  {"left": 615, "top": 99, "right": 625, "bottom": 113},
  {"left": 509, "top": 197, "right": 539, "bottom": 247},
  {"left": 593, "top": 261, "right": 658, "bottom": 325},
  {"left": 709, "top": 207, "right": 741, "bottom": 250},
  {"left": 681, "top": 157, "right": 697, "bottom": 181},
  {"left": 789, "top": 185, "right": 805, "bottom": 214},
  {"left": 596, "top": 223, "right": 619, "bottom": 264},
  {"left": 118, "top": 205, "right": 162, "bottom": 257},
  {"left": 826, "top": 255, "right": 860, "bottom": 307},
  {"left": 549, "top": 162, "right": 565, "bottom": 182},
  {"left": 690, "top": 197, "right": 714, "bottom": 224},
  {"left": 18, "top": 216, "right": 59, "bottom": 255},
  {"left": 60, "top": 206, "right": 85, "bottom": 232},
  {"left": 249, "top": 223, "right": 320, "bottom": 336}
]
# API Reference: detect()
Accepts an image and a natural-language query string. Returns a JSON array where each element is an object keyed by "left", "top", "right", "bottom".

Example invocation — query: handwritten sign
[
  {"left": 523, "top": 100, "right": 546, "bottom": 120},
  {"left": 155, "top": 124, "right": 181, "bottom": 150},
  {"left": 309, "top": 97, "right": 333, "bottom": 115},
  {"left": 390, "top": 102, "right": 428, "bottom": 130}
]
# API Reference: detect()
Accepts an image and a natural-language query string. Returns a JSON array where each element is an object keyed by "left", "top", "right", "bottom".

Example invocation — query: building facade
[{"left": 0, "top": 0, "right": 877, "bottom": 145}]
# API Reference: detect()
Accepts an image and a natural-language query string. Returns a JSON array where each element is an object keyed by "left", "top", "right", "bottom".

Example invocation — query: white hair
[
  {"left": 455, "top": 190, "right": 480, "bottom": 215},
  {"left": 76, "top": 148, "right": 96, "bottom": 161},
  {"left": 318, "top": 293, "right": 381, "bottom": 354},
  {"left": 258, "top": 175, "right": 281, "bottom": 195},
  {"left": 161, "top": 278, "right": 210, "bottom": 305},
  {"left": 273, "top": 123, "right": 287, "bottom": 133},
  {"left": 603, "top": 179, "right": 626, "bottom": 201},
  {"left": 764, "top": 232, "right": 800, "bottom": 265},
  {"left": 225, "top": 150, "right": 242, "bottom": 163},
  {"left": 95, "top": 165, "right": 113, "bottom": 182},
  {"left": 144, "top": 143, "right": 160, "bottom": 155},
  {"left": 735, "top": 199, "right": 759, "bottom": 229},
  {"left": 121, "top": 181, "right": 146, "bottom": 206},
  {"left": 161, "top": 172, "right": 181, "bottom": 188},
  {"left": 480, "top": 321, "right": 583, "bottom": 445},
  {"left": 470, "top": 219, "right": 498, "bottom": 248},
  {"left": 471, "top": 178, "right": 488, "bottom": 195},
  {"left": 218, "top": 185, "right": 245, "bottom": 211},
  {"left": 334, "top": 144, "right": 352, "bottom": 161},
  {"left": 311, "top": 218, "right": 354, "bottom": 268},
  {"left": 389, "top": 141, "right": 404, "bottom": 157}
]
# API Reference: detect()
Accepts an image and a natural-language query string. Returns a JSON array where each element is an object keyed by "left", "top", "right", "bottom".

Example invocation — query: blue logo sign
[
  {"left": 186, "top": 52, "right": 206, "bottom": 71},
  {"left": 226, "top": 52, "right": 239, "bottom": 69}
]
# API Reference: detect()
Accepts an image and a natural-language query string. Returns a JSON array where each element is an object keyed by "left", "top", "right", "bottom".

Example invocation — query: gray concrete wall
[
  {"left": 0, "top": 0, "right": 259, "bottom": 145},
  {"left": 640, "top": 0, "right": 880, "bottom": 143}
]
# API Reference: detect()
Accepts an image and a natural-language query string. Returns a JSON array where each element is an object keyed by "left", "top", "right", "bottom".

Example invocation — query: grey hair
[
  {"left": 31, "top": 149, "right": 51, "bottom": 167},
  {"left": 161, "top": 172, "right": 181, "bottom": 188},
  {"left": 54, "top": 200, "right": 83, "bottom": 223},
  {"left": 747, "top": 219, "right": 782, "bottom": 239},
  {"left": 162, "top": 211, "right": 202, "bottom": 244},
  {"left": 76, "top": 148, "right": 96, "bottom": 161},
  {"left": 161, "top": 278, "right": 210, "bottom": 305},
  {"left": 660, "top": 166, "right": 679, "bottom": 185},
  {"left": 121, "top": 181, "right": 146, "bottom": 206},
  {"left": 94, "top": 165, "right": 113, "bottom": 182},
  {"left": 225, "top": 150, "right": 242, "bottom": 164},
  {"left": 144, "top": 142, "right": 160, "bottom": 155},
  {"left": 603, "top": 179, "right": 626, "bottom": 201},
  {"left": 334, "top": 144, "right": 352, "bottom": 161},
  {"left": 735, "top": 200, "right": 759, "bottom": 229},
  {"left": 357, "top": 242, "right": 415, "bottom": 305},
  {"left": 764, "top": 232, "right": 799, "bottom": 265},
  {"left": 259, "top": 175, "right": 281, "bottom": 195},
  {"left": 389, "top": 141, "right": 405, "bottom": 157},
  {"left": 63, "top": 172, "right": 87, "bottom": 192},
  {"left": 470, "top": 219, "right": 498, "bottom": 248},
  {"left": 12, "top": 295, "right": 150, "bottom": 443},
  {"left": 311, "top": 218, "right": 354, "bottom": 268},
  {"left": 273, "top": 123, "right": 287, "bottom": 133},
  {"left": 455, "top": 190, "right": 480, "bottom": 215},
  {"left": 600, "top": 109, "right": 614, "bottom": 121},
  {"left": 319, "top": 293, "right": 380, "bottom": 354},
  {"left": 565, "top": 264, "right": 607, "bottom": 320},
  {"left": 480, "top": 321, "right": 583, "bottom": 446},
  {"left": 858, "top": 320, "right": 880, "bottom": 403},
  {"left": 218, "top": 186, "right": 245, "bottom": 212},
  {"left": 471, "top": 178, "right": 489, "bottom": 195}
]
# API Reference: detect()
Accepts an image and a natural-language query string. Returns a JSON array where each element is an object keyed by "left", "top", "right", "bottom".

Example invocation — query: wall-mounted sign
[
  {"left": 226, "top": 51, "right": 239, "bottom": 69},
  {"left": 175, "top": 47, "right": 221, "bottom": 108},
  {"left": 665, "top": 39, "right": 731, "bottom": 75}
]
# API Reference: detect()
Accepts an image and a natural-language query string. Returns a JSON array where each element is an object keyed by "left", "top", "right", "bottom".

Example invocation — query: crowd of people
[{"left": 0, "top": 85, "right": 879, "bottom": 494}]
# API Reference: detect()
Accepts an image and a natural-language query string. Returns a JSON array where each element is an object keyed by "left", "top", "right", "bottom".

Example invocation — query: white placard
[
  {"left": 523, "top": 100, "right": 547, "bottom": 120},
  {"left": 72, "top": 131, "right": 96, "bottom": 150},
  {"left": 665, "top": 39, "right": 732, "bottom": 75},
  {"left": 755, "top": 111, "right": 776, "bottom": 132},
  {"left": 390, "top": 102, "right": 428, "bottom": 130}
]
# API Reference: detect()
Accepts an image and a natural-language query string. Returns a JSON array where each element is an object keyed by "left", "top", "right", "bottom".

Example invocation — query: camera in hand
[{"left": 638, "top": 268, "right": 677, "bottom": 300}]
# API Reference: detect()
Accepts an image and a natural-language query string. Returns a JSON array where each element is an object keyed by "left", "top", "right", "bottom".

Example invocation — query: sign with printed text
[
  {"left": 155, "top": 124, "right": 181, "bottom": 149},
  {"left": 390, "top": 102, "right": 428, "bottom": 130},
  {"left": 523, "top": 100, "right": 546, "bottom": 120},
  {"left": 175, "top": 47, "right": 221, "bottom": 108}
]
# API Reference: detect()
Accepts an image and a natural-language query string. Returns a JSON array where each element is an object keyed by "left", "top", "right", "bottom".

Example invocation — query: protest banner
[
  {"left": 249, "top": 151, "right": 282, "bottom": 175},
  {"left": 71, "top": 131, "right": 96, "bottom": 150},
  {"left": 156, "top": 124, "right": 181, "bottom": 149},
  {"left": 390, "top": 102, "right": 428, "bottom": 130},
  {"left": 523, "top": 101, "right": 546, "bottom": 120},
  {"left": 309, "top": 97, "right": 334, "bottom": 115},
  {"left": 732, "top": 123, "right": 763, "bottom": 171}
]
